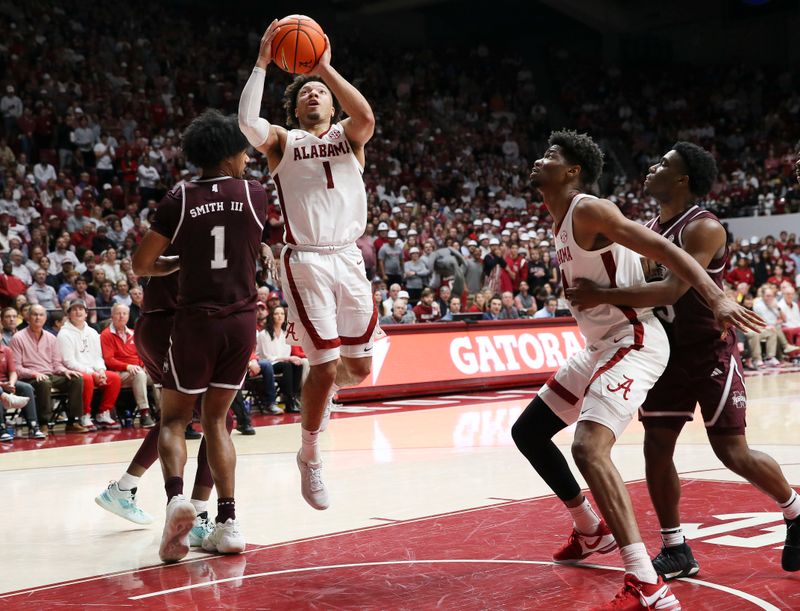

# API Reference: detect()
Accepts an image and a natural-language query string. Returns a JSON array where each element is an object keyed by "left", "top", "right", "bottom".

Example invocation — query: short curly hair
[
  {"left": 181, "top": 109, "right": 248, "bottom": 169},
  {"left": 671, "top": 141, "right": 718, "bottom": 197},
  {"left": 282, "top": 75, "right": 342, "bottom": 129},
  {"left": 548, "top": 129, "right": 604, "bottom": 188}
]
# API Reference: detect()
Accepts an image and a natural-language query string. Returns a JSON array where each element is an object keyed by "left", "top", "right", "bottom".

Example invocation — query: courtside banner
[{"left": 338, "top": 318, "right": 585, "bottom": 402}]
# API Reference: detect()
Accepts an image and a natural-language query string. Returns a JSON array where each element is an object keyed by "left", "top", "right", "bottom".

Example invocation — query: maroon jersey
[
  {"left": 644, "top": 205, "right": 734, "bottom": 352},
  {"left": 151, "top": 177, "right": 267, "bottom": 311}
]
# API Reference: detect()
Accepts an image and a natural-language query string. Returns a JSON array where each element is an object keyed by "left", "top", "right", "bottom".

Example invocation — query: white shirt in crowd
[
  {"left": 256, "top": 328, "right": 292, "bottom": 363},
  {"left": 94, "top": 141, "right": 115, "bottom": 170},
  {"left": 137, "top": 164, "right": 160, "bottom": 188},
  {"left": 11, "top": 262, "right": 31, "bottom": 285},
  {"left": 58, "top": 320, "right": 107, "bottom": 374},
  {"left": 33, "top": 162, "right": 57, "bottom": 187},
  {"left": 779, "top": 297, "right": 800, "bottom": 327},
  {"left": 48, "top": 249, "right": 81, "bottom": 274}
]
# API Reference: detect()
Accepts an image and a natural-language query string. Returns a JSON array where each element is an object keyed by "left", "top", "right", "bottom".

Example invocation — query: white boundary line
[{"left": 128, "top": 558, "right": 780, "bottom": 609}]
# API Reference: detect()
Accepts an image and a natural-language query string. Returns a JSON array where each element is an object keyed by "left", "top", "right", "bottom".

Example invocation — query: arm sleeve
[{"left": 238, "top": 68, "right": 271, "bottom": 148}]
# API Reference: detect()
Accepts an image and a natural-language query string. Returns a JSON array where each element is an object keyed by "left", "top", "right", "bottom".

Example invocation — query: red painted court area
[{"left": 2, "top": 480, "right": 796, "bottom": 610}]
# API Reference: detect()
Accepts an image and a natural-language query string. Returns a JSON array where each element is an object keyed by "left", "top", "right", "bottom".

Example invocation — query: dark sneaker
[
  {"left": 185, "top": 425, "right": 202, "bottom": 440},
  {"left": 652, "top": 542, "right": 700, "bottom": 580},
  {"left": 237, "top": 424, "right": 256, "bottom": 436},
  {"left": 783, "top": 517, "right": 800, "bottom": 572}
]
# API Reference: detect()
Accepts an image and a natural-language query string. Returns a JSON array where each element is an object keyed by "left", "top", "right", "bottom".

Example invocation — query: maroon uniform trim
[
  {"left": 274, "top": 175, "right": 297, "bottom": 245},
  {"left": 282, "top": 249, "right": 342, "bottom": 350},
  {"left": 545, "top": 374, "right": 580, "bottom": 405},
  {"left": 583, "top": 251, "right": 645, "bottom": 394},
  {"left": 339, "top": 304, "right": 379, "bottom": 346}
]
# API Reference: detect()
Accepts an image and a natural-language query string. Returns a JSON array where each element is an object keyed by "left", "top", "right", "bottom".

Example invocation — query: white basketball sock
[
  {"left": 620, "top": 542, "right": 659, "bottom": 584},
  {"left": 567, "top": 497, "right": 601, "bottom": 535},
  {"left": 660, "top": 526, "right": 684, "bottom": 548},
  {"left": 191, "top": 499, "right": 208, "bottom": 515},
  {"left": 780, "top": 490, "right": 800, "bottom": 520},
  {"left": 300, "top": 427, "right": 321, "bottom": 464},
  {"left": 118, "top": 473, "right": 140, "bottom": 491}
]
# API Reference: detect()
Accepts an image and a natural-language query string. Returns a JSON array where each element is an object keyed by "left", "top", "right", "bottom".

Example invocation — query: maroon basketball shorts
[
  {"left": 640, "top": 348, "right": 747, "bottom": 434},
  {"left": 135, "top": 311, "right": 174, "bottom": 387},
  {"left": 162, "top": 308, "right": 256, "bottom": 394}
]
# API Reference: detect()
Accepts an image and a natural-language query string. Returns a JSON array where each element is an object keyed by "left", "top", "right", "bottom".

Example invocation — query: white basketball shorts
[
  {"left": 280, "top": 243, "right": 378, "bottom": 366},
  {"left": 538, "top": 316, "right": 668, "bottom": 439}
]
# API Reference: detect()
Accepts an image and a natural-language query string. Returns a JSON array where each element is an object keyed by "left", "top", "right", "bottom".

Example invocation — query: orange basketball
[{"left": 271, "top": 15, "right": 326, "bottom": 75}]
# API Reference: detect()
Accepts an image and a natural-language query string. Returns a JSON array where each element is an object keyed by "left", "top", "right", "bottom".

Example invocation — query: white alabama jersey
[
  {"left": 272, "top": 122, "right": 367, "bottom": 247},
  {"left": 555, "top": 193, "right": 653, "bottom": 345}
]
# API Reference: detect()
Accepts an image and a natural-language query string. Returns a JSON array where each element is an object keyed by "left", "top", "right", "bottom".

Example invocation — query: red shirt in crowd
[
  {"left": 412, "top": 302, "right": 440, "bottom": 323},
  {"left": 100, "top": 325, "right": 143, "bottom": 371},
  {"left": 504, "top": 254, "right": 527, "bottom": 292},
  {"left": 0, "top": 273, "right": 27, "bottom": 306},
  {"left": 725, "top": 266, "right": 754, "bottom": 287},
  {"left": 0, "top": 344, "right": 16, "bottom": 384}
]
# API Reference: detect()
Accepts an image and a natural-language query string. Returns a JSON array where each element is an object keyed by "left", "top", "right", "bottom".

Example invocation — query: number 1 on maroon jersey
[{"left": 322, "top": 161, "right": 334, "bottom": 189}]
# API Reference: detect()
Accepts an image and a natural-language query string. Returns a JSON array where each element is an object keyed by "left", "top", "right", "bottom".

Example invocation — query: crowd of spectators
[{"left": 1, "top": 1, "right": 800, "bottom": 439}]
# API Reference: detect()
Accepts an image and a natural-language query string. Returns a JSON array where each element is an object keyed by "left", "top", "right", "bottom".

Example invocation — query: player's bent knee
[
  {"left": 571, "top": 438, "right": 606, "bottom": 469},
  {"left": 310, "top": 360, "right": 338, "bottom": 384}
]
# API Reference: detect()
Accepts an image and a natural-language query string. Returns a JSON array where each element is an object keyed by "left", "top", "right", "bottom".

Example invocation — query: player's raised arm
[
  {"left": 239, "top": 20, "right": 287, "bottom": 155},
  {"left": 310, "top": 36, "right": 375, "bottom": 148},
  {"left": 573, "top": 198, "right": 765, "bottom": 334}
]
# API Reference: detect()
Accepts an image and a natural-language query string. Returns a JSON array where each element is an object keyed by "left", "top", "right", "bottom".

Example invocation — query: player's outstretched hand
[
  {"left": 256, "top": 19, "right": 279, "bottom": 68},
  {"left": 565, "top": 278, "right": 603, "bottom": 311},
  {"left": 309, "top": 35, "right": 332, "bottom": 74},
  {"left": 710, "top": 295, "right": 765, "bottom": 338}
]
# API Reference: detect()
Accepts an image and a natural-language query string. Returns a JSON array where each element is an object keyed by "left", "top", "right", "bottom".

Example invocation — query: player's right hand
[
  {"left": 711, "top": 295, "right": 765, "bottom": 338},
  {"left": 256, "top": 19, "right": 279, "bottom": 68}
]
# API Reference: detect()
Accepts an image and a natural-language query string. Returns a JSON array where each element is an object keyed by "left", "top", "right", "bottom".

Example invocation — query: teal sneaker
[
  {"left": 95, "top": 481, "right": 154, "bottom": 525},
  {"left": 189, "top": 511, "right": 213, "bottom": 547}
]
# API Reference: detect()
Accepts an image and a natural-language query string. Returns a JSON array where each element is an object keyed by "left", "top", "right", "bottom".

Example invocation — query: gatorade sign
[{"left": 339, "top": 320, "right": 585, "bottom": 402}]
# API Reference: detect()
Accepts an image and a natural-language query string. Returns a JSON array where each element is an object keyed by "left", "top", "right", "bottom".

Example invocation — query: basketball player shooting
[
  {"left": 565, "top": 142, "right": 800, "bottom": 579},
  {"left": 238, "top": 20, "right": 376, "bottom": 511},
  {"left": 510, "top": 130, "right": 764, "bottom": 610}
]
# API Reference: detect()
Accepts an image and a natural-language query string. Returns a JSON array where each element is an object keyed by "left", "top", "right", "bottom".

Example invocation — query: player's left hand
[
  {"left": 309, "top": 35, "right": 332, "bottom": 74},
  {"left": 259, "top": 242, "right": 275, "bottom": 276},
  {"left": 710, "top": 295, "right": 765, "bottom": 338},
  {"left": 565, "top": 278, "right": 603, "bottom": 311}
]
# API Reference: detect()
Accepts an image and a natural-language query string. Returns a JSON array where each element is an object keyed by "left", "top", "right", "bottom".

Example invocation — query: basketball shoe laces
[{"left": 307, "top": 463, "right": 324, "bottom": 492}]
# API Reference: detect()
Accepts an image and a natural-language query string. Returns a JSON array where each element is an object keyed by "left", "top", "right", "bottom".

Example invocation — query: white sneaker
[
  {"left": 188, "top": 512, "right": 213, "bottom": 547},
  {"left": 764, "top": 357, "right": 781, "bottom": 367},
  {"left": 297, "top": 450, "right": 329, "bottom": 510},
  {"left": 80, "top": 413, "right": 96, "bottom": 430},
  {"left": 159, "top": 495, "right": 196, "bottom": 563},
  {"left": 96, "top": 410, "right": 121, "bottom": 429},
  {"left": 0, "top": 393, "right": 29, "bottom": 409},
  {"left": 201, "top": 518, "right": 246, "bottom": 554},
  {"left": 95, "top": 481, "right": 154, "bottom": 525}
]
